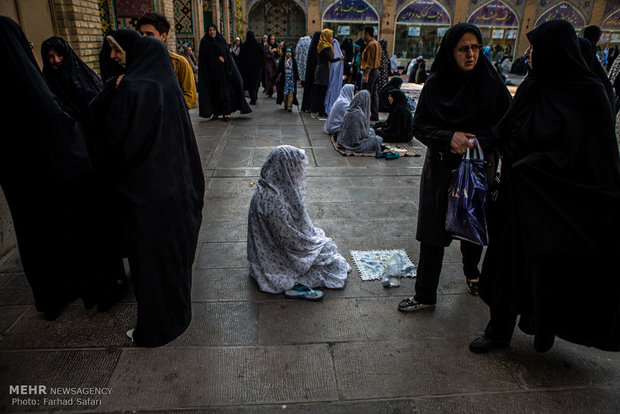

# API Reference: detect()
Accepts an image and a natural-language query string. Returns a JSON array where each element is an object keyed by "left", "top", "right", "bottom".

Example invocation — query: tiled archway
[{"left": 248, "top": 0, "right": 306, "bottom": 45}]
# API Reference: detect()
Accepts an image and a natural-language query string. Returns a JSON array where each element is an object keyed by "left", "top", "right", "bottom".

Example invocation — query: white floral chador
[{"left": 247, "top": 146, "right": 350, "bottom": 293}]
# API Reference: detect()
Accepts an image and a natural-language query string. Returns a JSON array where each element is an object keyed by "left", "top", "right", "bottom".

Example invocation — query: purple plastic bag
[{"left": 445, "top": 142, "right": 489, "bottom": 245}]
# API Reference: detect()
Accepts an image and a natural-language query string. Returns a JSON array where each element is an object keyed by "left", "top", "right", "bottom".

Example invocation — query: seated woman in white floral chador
[{"left": 247, "top": 145, "right": 350, "bottom": 300}]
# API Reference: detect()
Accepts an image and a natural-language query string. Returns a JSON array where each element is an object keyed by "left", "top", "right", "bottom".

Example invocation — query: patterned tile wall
[
  {"left": 98, "top": 0, "right": 113, "bottom": 34},
  {"left": 174, "top": 0, "right": 195, "bottom": 48}
]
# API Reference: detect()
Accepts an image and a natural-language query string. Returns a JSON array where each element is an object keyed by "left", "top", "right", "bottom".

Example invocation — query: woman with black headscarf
[
  {"left": 0, "top": 17, "right": 96, "bottom": 320},
  {"left": 378, "top": 76, "right": 403, "bottom": 112},
  {"left": 375, "top": 89, "right": 412, "bottom": 142},
  {"left": 577, "top": 37, "right": 615, "bottom": 112},
  {"left": 41, "top": 36, "right": 102, "bottom": 123},
  {"left": 471, "top": 20, "right": 620, "bottom": 354},
  {"left": 397, "top": 23, "right": 511, "bottom": 313},
  {"left": 239, "top": 31, "right": 265, "bottom": 105},
  {"left": 99, "top": 29, "right": 141, "bottom": 83},
  {"left": 301, "top": 31, "right": 321, "bottom": 112},
  {"left": 198, "top": 24, "right": 251, "bottom": 121},
  {"left": 89, "top": 36, "right": 205, "bottom": 347}
]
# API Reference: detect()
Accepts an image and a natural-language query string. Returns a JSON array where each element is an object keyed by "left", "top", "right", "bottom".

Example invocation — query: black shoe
[
  {"left": 469, "top": 335, "right": 510, "bottom": 354},
  {"left": 397, "top": 297, "right": 434, "bottom": 312},
  {"left": 466, "top": 278, "right": 479, "bottom": 296}
]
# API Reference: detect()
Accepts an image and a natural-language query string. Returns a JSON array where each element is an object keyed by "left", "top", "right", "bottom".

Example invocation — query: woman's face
[
  {"left": 262, "top": 35, "right": 268, "bottom": 43},
  {"left": 453, "top": 32, "right": 480, "bottom": 72},
  {"left": 286, "top": 50, "right": 292, "bottom": 58},
  {"left": 388, "top": 95, "right": 394, "bottom": 105},
  {"left": 208, "top": 26, "right": 216, "bottom": 38},
  {"left": 269, "top": 35, "right": 275, "bottom": 45},
  {"left": 524, "top": 44, "right": 533, "bottom": 69},
  {"left": 107, "top": 37, "right": 125, "bottom": 67}
]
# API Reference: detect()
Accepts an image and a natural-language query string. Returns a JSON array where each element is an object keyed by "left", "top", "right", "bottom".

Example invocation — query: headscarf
[
  {"left": 324, "top": 84, "right": 355, "bottom": 135},
  {"left": 41, "top": 36, "right": 102, "bottom": 122},
  {"left": 247, "top": 145, "right": 350, "bottom": 293},
  {"left": 317, "top": 28, "right": 333, "bottom": 57},
  {"left": 99, "top": 29, "right": 141, "bottom": 82},
  {"left": 378, "top": 76, "right": 403, "bottom": 112},
  {"left": 583, "top": 25, "right": 602, "bottom": 51},
  {"left": 414, "top": 23, "right": 510, "bottom": 145},
  {"left": 239, "top": 30, "right": 264, "bottom": 81},
  {"left": 337, "top": 90, "right": 382, "bottom": 153}
]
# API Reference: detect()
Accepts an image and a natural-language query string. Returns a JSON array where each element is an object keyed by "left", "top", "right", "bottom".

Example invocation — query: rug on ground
[
  {"left": 330, "top": 134, "right": 420, "bottom": 157},
  {"left": 351, "top": 249, "right": 417, "bottom": 281}
]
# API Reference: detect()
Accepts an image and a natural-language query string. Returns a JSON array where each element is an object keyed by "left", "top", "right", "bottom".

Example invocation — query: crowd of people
[{"left": 1, "top": 12, "right": 620, "bottom": 357}]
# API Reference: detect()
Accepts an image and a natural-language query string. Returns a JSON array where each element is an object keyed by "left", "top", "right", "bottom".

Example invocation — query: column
[
  {"left": 453, "top": 0, "right": 468, "bottom": 24},
  {"left": 589, "top": 0, "right": 607, "bottom": 26},
  {"left": 514, "top": 0, "right": 536, "bottom": 59},
  {"left": 307, "top": 0, "right": 321, "bottom": 34},
  {"left": 381, "top": 0, "right": 396, "bottom": 55}
]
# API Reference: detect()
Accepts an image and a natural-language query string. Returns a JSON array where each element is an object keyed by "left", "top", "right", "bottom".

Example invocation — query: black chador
[
  {"left": 238, "top": 31, "right": 265, "bottom": 105},
  {"left": 0, "top": 17, "right": 94, "bottom": 319},
  {"left": 376, "top": 89, "right": 413, "bottom": 142},
  {"left": 198, "top": 24, "right": 251, "bottom": 118},
  {"left": 89, "top": 37, "right": 205, "bottom": 347},
  {"left": 41, "top": 36, "right": 102, "bottom": 123},
  {"left": 479, "top": 20, "right": 620, "bottom": 352},
  {"left": 301, "top": 31, "right": 321, "bottom": 112}
]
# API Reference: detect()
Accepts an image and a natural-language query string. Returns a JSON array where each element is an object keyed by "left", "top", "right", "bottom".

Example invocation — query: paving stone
[
  {"left": 174, "top": 302, "right": 257, "bottom": 346},
  {"left": 0, "top": 349, "right": 121, "bottom": 412},
  {"left": 199, "top": 221, "right": 248, "bottom": 243},
  {"left": 214, "top": 148, "right": 252, "bottom": 168},
  {"left": 0, "top": 273, "right": 34, "bottom": 306},
  {"left": 0, "top": 304, "right": 135, "bottom": 350},
  {"left": 195, "top": 242, "right": 247, "bottom": 269},
  {"left": 0, "top": 306, "right": 26, "bottom": 335},
  {"left": 416, "top": 388, "right": 620, "bottom": 414},
  {"left": 203, "top": 200, "right": 249, "bottom": 221},
  {"left": 257, "top": 298, "right": 366, "bottom": 345},
  {"left": 356, "top": 295, "right": 490, "bottom": 342},
  {"left": 191, "top": 269, "right": 272, "bottom": 303},
  {"left": 332, "top": 339, "right": 521, "bottom": 400},
  {"left": 102, "top": 345, "right": 337, "bottom": 410}
]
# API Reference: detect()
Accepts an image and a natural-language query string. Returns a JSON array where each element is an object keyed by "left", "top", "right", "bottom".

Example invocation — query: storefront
[
  {"left": 394, "top": 0, "right": 451, "bottom": 60},
  {"left": 322, "top": 0, "right": 379, "bottom": 44},
  {"left": 601, "top": 9, "right": 620, "bottom": 47},
  {"left": 467, "top": 1, "right": 519, "bottom": 61}
]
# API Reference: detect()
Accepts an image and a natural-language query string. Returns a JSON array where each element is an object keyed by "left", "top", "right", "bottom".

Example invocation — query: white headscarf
[
  {"left": 324, "top": 84, "right": 355, "bottom": 135},
  {"left": 247, "top": 145, "right": 350, "bottom": 293},
  {"left": 336, "top": 90, "right": 383, "bottom": 153}
]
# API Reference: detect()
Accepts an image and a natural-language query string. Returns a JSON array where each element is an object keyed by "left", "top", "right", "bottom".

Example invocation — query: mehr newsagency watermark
[{"left": 9, "top": 385, "right": 112, "bottom": 408}]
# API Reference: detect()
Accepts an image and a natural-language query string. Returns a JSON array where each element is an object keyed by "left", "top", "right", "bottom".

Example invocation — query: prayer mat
[
  {"left": 330, "top": 134, "right": 420, "bottom": 157},
  {"left": 350, "top": 249, "right": 417, "bottom": 281}
]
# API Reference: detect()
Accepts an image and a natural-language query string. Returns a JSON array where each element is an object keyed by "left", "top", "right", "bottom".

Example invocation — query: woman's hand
[
  {"left": 450, "top": 131, "right": 476, "bottom": 154},
  {"left": 218, "top": 56, "right": 225, "bottom": 62},
  {"left": 115, "top": 74, "right": 124, "bottom": 88}
]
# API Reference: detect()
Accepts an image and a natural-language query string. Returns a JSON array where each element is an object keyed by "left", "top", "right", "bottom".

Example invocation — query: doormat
[
  {"left": 350, "top": 249, "right": 417, "bottom": 281},
  {"left": 330, "top": 134, "right": 420, "bottom": 157}
]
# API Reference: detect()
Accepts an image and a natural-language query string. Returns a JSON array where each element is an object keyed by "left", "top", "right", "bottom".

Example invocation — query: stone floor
[{"left": 1, "top": 86, "right": 620, "bottom": 413}]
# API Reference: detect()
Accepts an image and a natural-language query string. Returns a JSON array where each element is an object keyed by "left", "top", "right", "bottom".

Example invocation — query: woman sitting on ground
[
  {"left": 324, "top": 84, "right": 355, "bottom": 135},
  {"left": 375, "top": 89, "right": 413, "bottom": 142},
  {"left": 336, "top": 90, "right": 383, "bottom": 153},
  {"left": 247, "top": 146, "right": 350, "bottom": 300},
  {"left": 378, "top": 76, "right": 403, "bottom": 112}
]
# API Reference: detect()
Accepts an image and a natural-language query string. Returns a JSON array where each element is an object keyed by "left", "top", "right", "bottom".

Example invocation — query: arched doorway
[
  {"left": 535, "top": 2, "right": 585, "bottom": 30},
  {"left": 248, "top": 0, "right": 306, "bottom": 46}
]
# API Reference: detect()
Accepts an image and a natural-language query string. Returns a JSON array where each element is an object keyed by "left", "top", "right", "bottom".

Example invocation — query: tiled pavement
[{"left": 1, "top": 87, "right": 620, "bottom": 413}]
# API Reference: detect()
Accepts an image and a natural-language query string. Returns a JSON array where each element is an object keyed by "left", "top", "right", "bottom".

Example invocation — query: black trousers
[
  {"left": 310, "top": 84, "right": 328, "bottom": 114},
  {"left": 413, "top": 241, "right": 483, "bottom": 304},
  {"left": 362, "top": 68, "right": 380, "bottom": 119},
  {"left": 484, "top": 304, "right": 517, "bottom": 343}
]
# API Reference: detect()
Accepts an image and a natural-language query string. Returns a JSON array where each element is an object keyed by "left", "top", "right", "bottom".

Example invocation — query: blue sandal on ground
[{"left": 284, "top": 284, "right": 324, "bottom": 300}]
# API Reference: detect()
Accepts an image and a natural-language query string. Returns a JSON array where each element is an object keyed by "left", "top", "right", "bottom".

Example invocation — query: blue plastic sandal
[{"left": 284, "top": 284, "right": 324, "bottom": 301}]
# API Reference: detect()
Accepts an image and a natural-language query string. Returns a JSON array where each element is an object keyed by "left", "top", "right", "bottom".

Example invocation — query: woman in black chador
[
  {"left": 471, "top": 20, "right": 620, "bottom": 354},
  {"left": 41, "top": 36, "right": 102, "bottom": 123},
  {"left": 98, "top": 29, "right": 141, "bottom": 83},
  {"left": 397, "top": 23, "right": 511, "bottom": 312},
  {"left": 198, "top": 24, "right": 251, "bottom": 121},
  {"left": 375, "top": 89, "right": 413, "bottom": 142},
  {"left": 238, "top": 31, "right": 265, "bottom": 105},
  {"left": 301, "top": 31, "right": 321, "bottom": 112},
  {"left": 0, "top": 17, "right": 99, "bottom": 320},
  {"left": 89, "top": 36, "right": 205, "bottom": 347}
]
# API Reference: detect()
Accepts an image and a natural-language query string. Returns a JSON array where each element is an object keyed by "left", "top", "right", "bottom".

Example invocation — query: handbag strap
[{"left": 464, "top": 139, "right": 484, "bottom": 161}]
